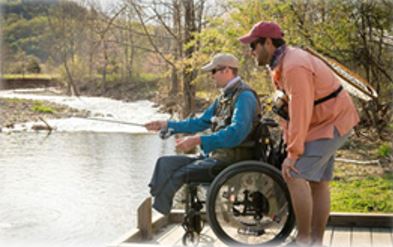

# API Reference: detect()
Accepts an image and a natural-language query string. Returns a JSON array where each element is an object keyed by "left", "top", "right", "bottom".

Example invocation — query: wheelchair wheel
[
  {"left": 182, "top": 231, "right": 200, "bottom": 246},
  {"left": 206, "top": 161, "right": 295, "bottom": 246}
]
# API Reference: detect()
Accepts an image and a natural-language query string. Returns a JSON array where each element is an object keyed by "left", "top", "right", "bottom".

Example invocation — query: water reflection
[{"left": 0, "top": 132, "right": 175, "bottom": 247}]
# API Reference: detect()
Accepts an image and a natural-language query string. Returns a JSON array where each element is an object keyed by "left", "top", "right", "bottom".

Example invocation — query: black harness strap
[{"left": 314, "top": 85, "right": 343, "bottom": 106}]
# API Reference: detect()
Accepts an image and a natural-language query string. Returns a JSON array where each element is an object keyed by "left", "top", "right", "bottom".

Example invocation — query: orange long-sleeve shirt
[{"left": 271, "top": 47, "right": 360, "bottom": 160}]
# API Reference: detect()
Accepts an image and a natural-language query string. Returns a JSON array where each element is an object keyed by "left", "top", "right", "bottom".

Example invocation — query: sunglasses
[
  {"left": 250, "top": 38, "right": 265, "bottom": 51},
  {"left": 212, "top": 67, "right": 226, "bottom": 75}
]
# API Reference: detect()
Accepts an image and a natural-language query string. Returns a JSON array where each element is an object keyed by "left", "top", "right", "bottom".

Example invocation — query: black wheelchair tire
[
  {"left": 206, "top": 160, "right": 295, "bottom": 246},
  {"left": 182, "top": 231, "right": 199, "bottom": 246}
]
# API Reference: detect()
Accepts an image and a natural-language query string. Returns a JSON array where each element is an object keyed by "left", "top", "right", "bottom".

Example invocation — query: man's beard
[
  {"left": 257, "top": 53, "right": 269, "bottom": 66},
  {"left": 256, "top": 49, "right": 270, "bottom": 66}
]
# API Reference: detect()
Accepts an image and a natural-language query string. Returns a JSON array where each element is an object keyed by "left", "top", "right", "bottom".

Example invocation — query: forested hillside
[
  {"left": 1, "top": 0, "right": 392, "bottom": 138},
  {"left": 2, "top": 1, "right": 59, "bottom": 72}
]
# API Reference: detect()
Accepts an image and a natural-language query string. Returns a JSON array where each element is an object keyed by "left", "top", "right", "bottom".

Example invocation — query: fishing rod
[
  {"left": 75, "top": 116, "right": 174, "bottom": 139},
  {"left": 75, "top": 116, "right": 144, "bottom": 127}
]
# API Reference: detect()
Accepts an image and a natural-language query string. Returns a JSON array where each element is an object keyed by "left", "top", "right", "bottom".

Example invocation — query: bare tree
[
  {"left": 46, "top": 1, "right": 88, "bottom": 96},
  {"left": 127, "top": 0, "right": 207, "bottom": 116}
]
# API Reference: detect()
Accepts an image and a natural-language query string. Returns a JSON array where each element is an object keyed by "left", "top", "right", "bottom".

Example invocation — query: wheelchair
[{"left": 180, "top": 118, "right": 295, "bottom": 246}]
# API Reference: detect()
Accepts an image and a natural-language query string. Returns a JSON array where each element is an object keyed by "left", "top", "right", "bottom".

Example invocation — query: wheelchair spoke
[{"left": 207, "top": 161, "right": 295, "bottom": 246}]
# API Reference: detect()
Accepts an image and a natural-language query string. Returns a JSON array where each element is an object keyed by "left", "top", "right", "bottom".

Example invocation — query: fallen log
[
  {"left": 335, "top": 157, "right": 380, "bottom": 165},
  {"left": 31, "top": 117, "right": 55, "bottom": 133}
]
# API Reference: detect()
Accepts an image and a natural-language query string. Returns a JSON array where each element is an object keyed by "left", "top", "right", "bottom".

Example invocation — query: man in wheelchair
[{"left": 144, "top": 53, "right": 261, "bottom": 215}]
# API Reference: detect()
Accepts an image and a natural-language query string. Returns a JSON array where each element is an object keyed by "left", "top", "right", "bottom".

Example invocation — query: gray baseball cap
[{"left": 201, "top": 53, "right": 240, "bottom": 72}]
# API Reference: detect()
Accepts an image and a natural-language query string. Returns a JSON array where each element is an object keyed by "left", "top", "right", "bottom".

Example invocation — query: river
[{"left": 0, "top": 90, "right": 175, "bottom": 247}]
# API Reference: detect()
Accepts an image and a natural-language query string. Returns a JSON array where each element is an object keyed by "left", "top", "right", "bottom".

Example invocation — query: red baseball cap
[{"left": 239, "top": 21, "right": 284, "bottom": 44}]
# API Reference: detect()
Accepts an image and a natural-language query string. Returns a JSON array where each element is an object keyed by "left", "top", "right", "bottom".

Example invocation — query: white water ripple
[{"left": 0, "top": 88, "right": 169, "bottom": 133}]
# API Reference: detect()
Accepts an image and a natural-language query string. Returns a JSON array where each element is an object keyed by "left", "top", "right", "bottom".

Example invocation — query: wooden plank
[
  {"left": 137, "top": 198, "right": 153, "bottom": 240},
  {"left": 331, "top": 227, "right": 351, "bottom": 247},
  {"left": 156, "top": 224, "right": 184, "bottom": 246},
  {"left": 199, "top": 226, "right": 224, "bottom": 246},
  {"left": 168, "top": 210, "right": 186, "bottom": 224},
  {"left": 152, "top": 215, "right": 170, "bottom": 233},
  {"left": 371, "top": 228, "right": 393, "bottom": 247},
  {"left": 114, "top": 206, "right": 393, "bottom": 247},
  {"left": 109, "top": 228, "right": 143, "bottom": 245},
  {"left": 328, "top": 213, "right": 393, "bottom": 228},
  {"left": 351, "top": 227, "right": 371, "bottom": 247},
  {"left": 323, "top": 226, "right": 333, "bottom": 247}
]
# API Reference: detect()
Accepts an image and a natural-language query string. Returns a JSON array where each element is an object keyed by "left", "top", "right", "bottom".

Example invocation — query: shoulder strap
[{"left": 230, "top": 82, "right": 261, "bottom": 118}]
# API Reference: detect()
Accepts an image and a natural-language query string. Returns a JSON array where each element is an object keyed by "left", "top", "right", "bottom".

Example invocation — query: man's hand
[
  {"left": 144, "top": 120, "right": 167, "bottom": 131},
  {"left": 281, "top": 157, "right": 300, "bottom": 182},
  {"left": 175, "top": 135, "right": 201, "bottom": 153}
]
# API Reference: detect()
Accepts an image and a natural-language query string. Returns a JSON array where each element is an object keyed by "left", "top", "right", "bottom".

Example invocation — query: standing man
[
  {"left": 239, "top": 22, "right": 359, "bottom": 246},
  {"left": 144, "top": 53, "right": 261, "bottom": 215}
]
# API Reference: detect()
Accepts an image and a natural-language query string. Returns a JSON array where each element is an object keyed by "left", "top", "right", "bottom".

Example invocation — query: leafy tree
[
  {"left": 193, "top": 0, "right": 392, "bottom": 138},
  {"left": 2, "top": 1, "right": 57, "bottom": 63},
  {"left": 46, "top": 0, "right": 89, "bottom": 96}
]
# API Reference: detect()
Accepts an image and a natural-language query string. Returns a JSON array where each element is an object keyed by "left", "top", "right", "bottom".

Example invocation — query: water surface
[{"left": 0, "top": 132, "right": 175, "bottom": 247}]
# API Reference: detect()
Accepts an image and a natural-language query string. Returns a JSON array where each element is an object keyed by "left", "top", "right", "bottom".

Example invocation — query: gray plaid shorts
[{"left": 290, "top": 128, "right": 351, "bottom": 182}]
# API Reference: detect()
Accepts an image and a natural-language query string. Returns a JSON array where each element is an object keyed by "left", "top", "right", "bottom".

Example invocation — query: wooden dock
[{"left": 109, "top": 198, "right": 393, "bottom": 247}]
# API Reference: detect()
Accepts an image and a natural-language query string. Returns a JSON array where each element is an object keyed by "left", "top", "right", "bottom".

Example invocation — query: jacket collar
[
  {"left": 222, "top": 76, "right": 241, "bottom": 97},
  {"left": 269, "top": 45, "right": 286, "bottom": 70}
]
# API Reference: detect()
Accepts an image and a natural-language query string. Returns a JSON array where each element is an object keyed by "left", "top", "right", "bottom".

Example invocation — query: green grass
[
  {"left": 378, "top": 143, "right": 392, "bottom": 158},
  {"left": 138, "top": 72, "right": 160, "bottom": 82},
  {"left": 3, "top": 98, "right": 26, "bottom": 103},
  {"left": 331, "top": 174, "right": 393, "bottom": 213},
  {"left": 2, "top": 73, "right": 56, "bottom": 80},
  {"left": 31, "top": 101, "right": 55, "bottom": 114},
  {"left": 97, "top": 73, "right": 159, "bottom": 85}
]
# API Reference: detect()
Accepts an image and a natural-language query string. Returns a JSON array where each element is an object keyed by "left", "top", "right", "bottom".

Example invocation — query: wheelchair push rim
[{"left": 206, "top": 161, "right": 295, "bottom": 246}]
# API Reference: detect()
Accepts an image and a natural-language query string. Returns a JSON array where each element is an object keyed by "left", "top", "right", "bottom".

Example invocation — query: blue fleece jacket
[{"left": 167, "top": 90, "right": 257, "bottom": 154}]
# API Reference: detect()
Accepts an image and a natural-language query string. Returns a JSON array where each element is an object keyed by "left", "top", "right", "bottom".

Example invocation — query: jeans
[{"left": 148, "top": 155, "right": 226, "bottom": 214}]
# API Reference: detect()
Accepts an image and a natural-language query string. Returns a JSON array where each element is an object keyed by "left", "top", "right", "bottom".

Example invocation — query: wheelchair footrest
[{"left": 238, "top": 226, "right": 265, "bottom": 236}]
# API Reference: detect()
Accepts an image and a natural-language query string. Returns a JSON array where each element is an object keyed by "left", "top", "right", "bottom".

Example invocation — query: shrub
[
  {"left": 378, "top": 143, "right": 392, "bottom": 158},
  {"left": 31, "top": 101, "right": 55, "bottom": 114}
]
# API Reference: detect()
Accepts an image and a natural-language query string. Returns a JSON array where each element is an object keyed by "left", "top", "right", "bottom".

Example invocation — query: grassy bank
[
  {"left": 1, "top": 73, "right": 57, "bottom": 80},
  {"left": 331, "top": 172, "right": 393, "bottom": 213},
  {"left": 0, "top": 98, "right": 88, "bottom": 127},
  {"left": 330, "top": 133, "right": 393, "bottom": 213}
]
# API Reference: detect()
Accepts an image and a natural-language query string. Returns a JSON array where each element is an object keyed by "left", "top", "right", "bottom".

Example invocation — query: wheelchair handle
[{"left": 261, "top": 118, "right": 279, "bottom": 127}]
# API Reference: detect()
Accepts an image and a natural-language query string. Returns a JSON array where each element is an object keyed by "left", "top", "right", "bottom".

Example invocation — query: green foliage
[
  {"left": 56, "top": 55, "right": 90, "bottom": 85},
  {"left": 192, "top": 0, "right": 392, "bottom": 131},
  {"left": 3, "top": 6, "right": 53, "bottom": 62},
  {"left": 1, "top": 1, "right": 59, "bottom": 20},
  {"left": 331, "top": 174, "right": 393, "bottom": 212},
  {"left": 31, "top": 101, "right": 55, "bottom": 114},
  {"left": 377, "top": 143, "right": 392, "bottom": 158},
  {"left": 26, "top": 56, "right": 41, "bottom": 73},
  {"left": 3, "top": 98, "right": 25, "bottom": 103},
  {"left": 138, "top": 73, "right": 160, "bottom": 82},
  {"left": 2, "top": 73, "right": 54, "bottom": 79}
]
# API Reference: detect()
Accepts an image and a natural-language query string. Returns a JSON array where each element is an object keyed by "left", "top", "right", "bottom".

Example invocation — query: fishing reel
[{"left": 159, "top": 127, "right": 175, "bottom": 140}]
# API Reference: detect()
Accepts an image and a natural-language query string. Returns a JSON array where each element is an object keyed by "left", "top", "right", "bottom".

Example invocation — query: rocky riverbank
[{"left": 0, "top": 97, "right": 90, "bottom": 130}]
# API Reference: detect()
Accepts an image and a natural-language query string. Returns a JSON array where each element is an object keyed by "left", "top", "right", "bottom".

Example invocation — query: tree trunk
[
  {"left": 101, "top": 39, "right": 108, "bottom": 92},
  {"left": 170, "top": 0, "right": 181, "bottom": 96},
  {"left": 63, "top": 59, "right": 79, "bottom": 96},
  {"left": 182, "top": 0, "right": 197, "bottom": 118}
]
